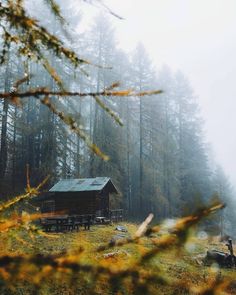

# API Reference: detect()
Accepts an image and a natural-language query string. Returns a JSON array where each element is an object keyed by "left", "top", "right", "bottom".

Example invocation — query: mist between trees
[{"left": 0, "top": 0, "right": 235, "bottom": 236}]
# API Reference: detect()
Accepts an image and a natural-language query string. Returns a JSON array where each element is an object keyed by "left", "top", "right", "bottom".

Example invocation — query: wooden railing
[{"left": 110, "top": 209, "right": 123, "bottom": 222}]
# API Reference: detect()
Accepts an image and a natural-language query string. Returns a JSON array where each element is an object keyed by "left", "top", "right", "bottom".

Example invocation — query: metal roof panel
[{"left": 49, "top": 177, "right": 117, "bottom": 192}]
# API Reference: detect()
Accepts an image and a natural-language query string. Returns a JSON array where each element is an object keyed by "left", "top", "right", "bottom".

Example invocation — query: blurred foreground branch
[{"left": 0, "top": 201, "right": 231, "bottom": 294}]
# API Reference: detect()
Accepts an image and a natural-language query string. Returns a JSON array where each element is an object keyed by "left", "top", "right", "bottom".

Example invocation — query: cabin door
[{"left": 95, "top": 193, "right": 109, "bottom": 217}]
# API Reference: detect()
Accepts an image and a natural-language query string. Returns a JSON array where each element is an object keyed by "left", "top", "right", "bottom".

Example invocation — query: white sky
[{"left": 81, "top": 0, "right": 236, "bottom": 187}]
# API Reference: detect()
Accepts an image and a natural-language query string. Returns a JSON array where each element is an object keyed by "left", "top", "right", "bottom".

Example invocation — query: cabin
[{"left": 35, "top": 177, "right": 118, "bottom": 218}]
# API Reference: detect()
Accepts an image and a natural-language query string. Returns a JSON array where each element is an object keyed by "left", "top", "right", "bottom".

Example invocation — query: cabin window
[{"left": 42, "top": 200, "right": 55, "bottom": 214}]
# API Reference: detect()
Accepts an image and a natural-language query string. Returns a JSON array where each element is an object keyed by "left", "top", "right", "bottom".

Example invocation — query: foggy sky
[{"left": 81, "top": 0, "right": 236, "bottom": 189}]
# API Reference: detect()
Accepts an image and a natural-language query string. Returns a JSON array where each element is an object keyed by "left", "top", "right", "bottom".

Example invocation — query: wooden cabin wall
[
  {"left": 40, "top": 188, "right": 112, "bottom": 216},
  {"left": 52, "top": 192, "right": 96, "bottom": 215}
]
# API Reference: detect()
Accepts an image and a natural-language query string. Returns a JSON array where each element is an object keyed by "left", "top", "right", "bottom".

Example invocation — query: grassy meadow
[{"left": 0, "top": 221, "right": 235, "bottom": 295}]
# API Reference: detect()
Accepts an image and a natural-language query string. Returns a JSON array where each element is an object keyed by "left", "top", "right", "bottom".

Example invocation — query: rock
[
  {"left": 110, "top": 233, "right": 127, "bottom": 243},
  {"left": 103, "top": 250, "right": 130, "bottom": 259},
  {"left": 115, "top": 225, "right": 128, "bottom": 232},
  {"left": 103, "top": 251, "right": 118, "bottom": 259}
]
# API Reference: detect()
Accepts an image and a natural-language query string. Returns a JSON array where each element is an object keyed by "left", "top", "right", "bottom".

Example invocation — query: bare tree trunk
[
  {"left": 0, "top": 98, "right": 9, "bottom": 179},
  {"left": 12, "top": 106, "right": 17, "bottom": 191},
  {"left": 90, "top": 34, "right": 102, "bottom": 177},
  {"left": 126, "top": 100, "right": 132, "bottom": 214},
  {"left": 0, "top": 61, "right": 10, "bottom": 180}
]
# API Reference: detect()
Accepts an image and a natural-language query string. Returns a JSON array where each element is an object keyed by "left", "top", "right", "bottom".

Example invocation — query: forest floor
[{"left": 1, "top": 222, "right": 236, "bottom": 295}]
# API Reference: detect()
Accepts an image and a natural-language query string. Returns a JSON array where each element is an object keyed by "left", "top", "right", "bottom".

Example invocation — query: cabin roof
[{"left": 49, "top": 177, "right": 118, "bottom": 193}]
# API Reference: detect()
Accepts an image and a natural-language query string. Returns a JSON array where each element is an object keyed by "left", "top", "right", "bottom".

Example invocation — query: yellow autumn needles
[
  {"left": 0, "top": 84, "right": 163, "bottom": 160},
  {"left": 0, "top": 0, "right": 163, "bottom": 160},
  {"left": 0, "top": 181, "right": 233, "bottom": 295},
  {"left": 0, "top": 177, "right": 49, "bottom": 214}
]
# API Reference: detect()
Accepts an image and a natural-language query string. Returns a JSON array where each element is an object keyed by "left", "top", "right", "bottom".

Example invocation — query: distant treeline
[{"left": 0, "top": 1, "right": 235, "bottom": 233}]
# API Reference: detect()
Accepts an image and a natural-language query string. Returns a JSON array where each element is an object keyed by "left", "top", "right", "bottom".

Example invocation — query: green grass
[{"left": 0, "top": 222, "right": 235, "bottom": 294}]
